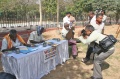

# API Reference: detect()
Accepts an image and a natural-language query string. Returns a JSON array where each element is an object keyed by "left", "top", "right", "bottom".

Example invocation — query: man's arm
[
  {"left": 79, "top": 31, "right": 99, "bottom": 44},
  {"left": 1, "top": 39, "right": 16, "bottom": 52},
  {"left": 30, "top": 40, "right": 45, "bottom": 44},
  {"left": 2, "top": 47, "right": 16, "bottom": 52}
]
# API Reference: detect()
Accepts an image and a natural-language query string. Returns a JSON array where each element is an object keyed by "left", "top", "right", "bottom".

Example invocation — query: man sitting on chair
[
  {"left": 1, "top": 29, "right": 28, "bottom": 52},
  {"left": 62, "top": 23, "right": 77, "bottom": 59},
  {"left": 27, "top": 26, "right": 45, "bottom": 44}
]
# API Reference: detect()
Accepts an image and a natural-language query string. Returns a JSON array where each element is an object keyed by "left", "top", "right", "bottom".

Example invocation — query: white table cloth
[{"left": 1, "top": 40, "right": 69, "bottom": 79}]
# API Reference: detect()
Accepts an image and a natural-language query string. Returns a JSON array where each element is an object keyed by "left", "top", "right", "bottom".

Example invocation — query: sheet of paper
[{"left": 18, "top": 46, "right": 28, "bottom": 50}]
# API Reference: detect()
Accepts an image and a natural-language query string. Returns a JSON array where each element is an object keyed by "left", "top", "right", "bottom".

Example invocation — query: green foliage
[
  {"left": 42, "top": 0, "right": 57, "bottom": 15},
  {"left": 0, "top": 0, "right": 120, "bottom": 21}
]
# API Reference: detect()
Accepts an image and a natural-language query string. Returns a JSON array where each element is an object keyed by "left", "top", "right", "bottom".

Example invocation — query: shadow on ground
[{"left": 42, "top": 58, "right": 92, "bottom": 79}]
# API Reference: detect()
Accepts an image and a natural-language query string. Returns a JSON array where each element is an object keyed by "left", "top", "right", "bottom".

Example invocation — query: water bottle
[
  {"left": 43, "top": 42, "right": 47, "bottom": 47},
  {"left": 15, "top": 48, "right": 20, "bottom": 54}
]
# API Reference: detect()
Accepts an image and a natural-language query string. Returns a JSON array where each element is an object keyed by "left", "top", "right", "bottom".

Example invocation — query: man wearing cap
[{"left": 27, "top": 26, "right": 45, "bottom": 44}]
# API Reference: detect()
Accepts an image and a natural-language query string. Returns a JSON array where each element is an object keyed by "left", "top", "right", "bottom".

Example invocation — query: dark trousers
[
  {"left": 85, "top": 46, "right": 93, "bottom": 59},
  {"left": 85, "top": 42, "right": 95, "bottom": 59}
]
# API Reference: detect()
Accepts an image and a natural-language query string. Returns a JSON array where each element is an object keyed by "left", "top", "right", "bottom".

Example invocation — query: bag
[
  {"left": 94, "top": 35, "right": 117, "bottom": 55},
  {"left": 99, "top": 35, "right": 117, "bottom": 52}
]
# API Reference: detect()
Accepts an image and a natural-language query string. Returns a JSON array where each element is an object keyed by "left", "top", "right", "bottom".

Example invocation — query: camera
[{"left": 81, "top": 29, "right": 86, "bottom": 37}]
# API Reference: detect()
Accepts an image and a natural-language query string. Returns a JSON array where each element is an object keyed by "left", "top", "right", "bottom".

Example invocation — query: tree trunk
[{"left": 39, "top": 0, "right": 42, "bottom": 25}]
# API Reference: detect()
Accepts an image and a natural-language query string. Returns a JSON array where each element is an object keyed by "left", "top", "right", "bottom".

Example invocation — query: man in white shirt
[
  {"left": 79, "top": 25, "right": 115, "bottom": 79},
  {"left": 90, "top": 10, "right": 107, "bottom": 24},
  {"left": 1, "top": 29, "right": 28, "bottom": 52},
  {"left": 101, "top": 10, "right": 107, "bottom": 23},
  {"left": 90, "top": 14, "right": 104, "bottom": 33},
  {"left": 88, "top": 11, "right": 95, "bottom": 23},
  {"left": 82, "top": 14, "right": 105, "bottom": 63},
  {"left": 61, "top": 12, "right": 75, "bottom": 38},
  {"left": 61, "top": 12, "right": 77, "bottom": 59},
  {"left": 27, "top": 26, "right": 45, "bottom": 44}
]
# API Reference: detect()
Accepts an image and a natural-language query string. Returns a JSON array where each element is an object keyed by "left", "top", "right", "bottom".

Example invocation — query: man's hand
[
  {"left": 83, "top": 35, "right": 88, "bottom": 39},
  {"left": 25, "top": 44, "right": 31, "bottom": 47},
  {"left": 40, "top": 40, "right": 45, "bottom": 43},
  {"left": 78, "top": 29, "right": 82, "bottom": 37},
  {"left": 11, "top": 47, "right": 16, "bottom": 50},
  {"left": 70, "top": 20, "right": 74, "bottom": 23}
]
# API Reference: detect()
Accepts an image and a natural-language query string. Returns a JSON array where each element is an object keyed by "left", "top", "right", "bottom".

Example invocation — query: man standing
[
  {"left": 90, "top": 10, "right": 107, "bottom": 24},
  {"left": 82, "top": 14, "right": 105, "bottom": 62},
  {"left": 101, "top": 10, "right": 107, "bottom": 23},
  {"left": 88, "top": 11, "right": 95, "bottom": 23},
  {"left": 61, "top": 12, "right": 75, "bottom": 38}
]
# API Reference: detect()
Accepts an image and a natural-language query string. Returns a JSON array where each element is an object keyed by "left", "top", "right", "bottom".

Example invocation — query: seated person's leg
[
  {"left": 69, "top": 46, "right": 72, "bottom": 58},
  {"left": 68, "top": 40, "right": 77, "bottom": 59},
  {"left": 72, "top": 44, "right": 77, "bottom": 59}
]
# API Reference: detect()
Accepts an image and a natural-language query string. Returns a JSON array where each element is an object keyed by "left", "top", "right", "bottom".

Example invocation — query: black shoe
[
  {"left": 73, "top": 55, "right": 77, "bottom": 59},
  {"left": 81, "top": 58, "right": 90, "bottom": 63}
]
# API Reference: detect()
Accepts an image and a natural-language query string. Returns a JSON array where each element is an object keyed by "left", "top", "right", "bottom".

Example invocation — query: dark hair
[
  {"left": 89, "top": 11, "right": 94, "bottom": 15},
  {"left": 66, "top": 12, "right": 71, "bottom": 15},
  {"left": 96, "top": 13, "right": 103, "bottom": 18},
  {"left": 85, "top": 25, "right": 95, "bottom": 32},
  {"left": 9, "top": 29, "right": 17, "bottom": 35},
  {"left": 101, "top": 10, "right": 105, "bottom": 14}
]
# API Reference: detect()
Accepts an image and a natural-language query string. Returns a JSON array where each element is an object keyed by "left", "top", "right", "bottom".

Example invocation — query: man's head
[
  {"left": 9, "top": 29, "right": 17, "bottom": 40},
  {"left": 96, "top": 13, "right": 103, "bottom": 24},
  {"left": 84, "top": 25, "right": 95, "bottom": 36},
  {"left": 36, "top": 26, "right": 44, "bottom": 36},
  {"left": 64, "top": 23, "right": 69, "bottom": 27},
  {"left": 101, "top": 10, "right": 105, "bottom": 15},
  {"left": 66, "top": 12, "right": 71, "bottom": 18},
  {"left": 88, "top": 11, "right": 94, "bottom": 18}
]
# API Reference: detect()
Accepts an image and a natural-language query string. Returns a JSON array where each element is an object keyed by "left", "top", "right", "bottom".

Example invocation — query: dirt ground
[{"left": 0, "top": 24, "right": 120, "bottom": 79}]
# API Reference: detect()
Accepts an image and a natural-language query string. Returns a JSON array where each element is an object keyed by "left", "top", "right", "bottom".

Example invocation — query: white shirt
[
  {"left": 90, "top": 16, "right": 104, "bottom": 33},
  {"left": 90, "top": 15, "right": 107, "bottom": 23},
  {"left": 79, "top": 31, "right": 114, "bottom": 50},
  {"left": 27, "top": 31, "right": 44, "bottom": 44},
  {"left": 90, "top": 15, "right": 96, "bottom": 23},
  {"left": 61, "top": 16, "right": 70, "bottom": 36},
  {"left": 102, "top": 15, "right": 107, "bottom": 22},
  {"left": 1, "top": 38, "right": 23, "bottom": 51},
  {"left": 79, "top": 31, "right": 106, "bottom": 45}
]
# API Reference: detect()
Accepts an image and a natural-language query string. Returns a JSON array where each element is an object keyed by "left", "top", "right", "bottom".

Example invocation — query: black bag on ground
[{"left": 0, "top": 72, "right": 16, "bottom": 79}]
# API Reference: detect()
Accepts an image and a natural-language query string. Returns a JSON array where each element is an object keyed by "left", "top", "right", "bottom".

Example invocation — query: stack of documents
[{"left": 19, "top": 46, "right": 39, "bottom": 54}]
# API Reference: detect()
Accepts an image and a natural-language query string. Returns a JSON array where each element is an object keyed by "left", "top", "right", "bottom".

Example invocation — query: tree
[
  {"left": 42, "top": 0, "right": 57, "bottom": 21},
  {"left": 92, "top": 0, "right": 120, "bottom": 24}
]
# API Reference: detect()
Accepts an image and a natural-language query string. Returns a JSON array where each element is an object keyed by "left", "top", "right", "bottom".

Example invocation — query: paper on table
[{"left": 18, "top": 46, "right": 28, "bottom": 50}]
